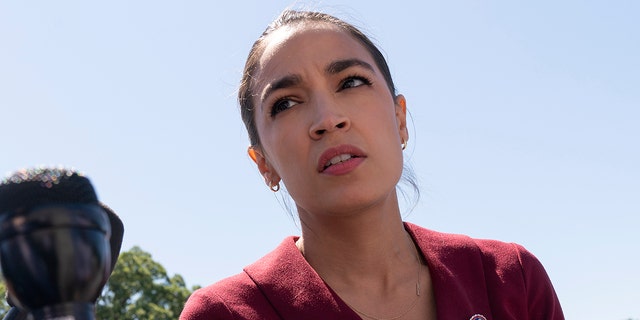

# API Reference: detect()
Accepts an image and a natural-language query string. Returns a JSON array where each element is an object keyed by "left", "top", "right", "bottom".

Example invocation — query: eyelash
[
  {"left": 269, "top": 74, "right": 373, "bottom": 117},
  {"left": 339, "top": 75, "right": 372, "bottom": 90},
  {"left": 270, "top": 96, "right": 298, "bottom": 117}
]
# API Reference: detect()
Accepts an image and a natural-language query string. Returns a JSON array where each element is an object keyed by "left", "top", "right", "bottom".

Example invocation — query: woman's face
[{"left": 249, "top": 23, "right": 408, "bottom": 217}]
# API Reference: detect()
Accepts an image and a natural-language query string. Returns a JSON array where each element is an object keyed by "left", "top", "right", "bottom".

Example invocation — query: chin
[{"left": 311, "top": 188, "right": 396, "bottom": 217}]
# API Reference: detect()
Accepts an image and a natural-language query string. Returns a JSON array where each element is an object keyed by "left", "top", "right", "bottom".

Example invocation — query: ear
[
  {"left": 394, "top": 94, "right": 409, "bottom": 144},
  {"left": 248, "top": 146, "right": 281, "bottom": 187}
]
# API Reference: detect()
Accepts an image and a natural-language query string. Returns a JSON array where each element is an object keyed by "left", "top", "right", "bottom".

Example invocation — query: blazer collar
[
  {"left": 243, "top": 236, "right": 360, "bottom": 319},
  {"left": 244, "top": 222, "right": 493, "bottom": 320}
]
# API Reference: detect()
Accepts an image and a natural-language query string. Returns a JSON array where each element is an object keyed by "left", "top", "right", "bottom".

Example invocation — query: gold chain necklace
[{"left": 342, "top": 233, "right": 423, "bottom": 320}]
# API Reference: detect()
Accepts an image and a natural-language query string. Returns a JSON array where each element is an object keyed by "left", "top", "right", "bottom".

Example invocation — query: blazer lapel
[
  {"left": 243, "top": 236, "right": 361, "bottom": 320},
  {"left": 406, "top": 222, "right": 493, "bottom": 320}
]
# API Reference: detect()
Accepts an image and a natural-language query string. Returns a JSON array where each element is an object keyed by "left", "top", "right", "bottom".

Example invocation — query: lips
[
  {"left": 325, "top": 154, "right": 354, "bottom": 168},
  {"left": 317, "top": 145, "right": 366, "bottom": 174}
]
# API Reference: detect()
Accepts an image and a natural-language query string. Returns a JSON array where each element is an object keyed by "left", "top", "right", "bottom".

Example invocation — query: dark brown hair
[{"left": 238, "top": 9, "right": 397, "bottom": 147}]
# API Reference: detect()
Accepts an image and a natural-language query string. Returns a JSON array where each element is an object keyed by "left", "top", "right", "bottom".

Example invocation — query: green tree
[
  {"left": 97, "top": 246, "right": 199, "bottom": 319},
  {"left": 0, "top": 281, "right": 10, "bottom": 318}
]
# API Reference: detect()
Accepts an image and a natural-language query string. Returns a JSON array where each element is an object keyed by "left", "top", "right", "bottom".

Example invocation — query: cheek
[
  {"left": 358, "top": 97, "right": 400, "bottom": 133},
  {"left": 257, "top": 120, "right": 309, "bottom": 174}
]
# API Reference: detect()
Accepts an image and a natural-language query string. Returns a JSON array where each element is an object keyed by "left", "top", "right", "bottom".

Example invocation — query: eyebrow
[
  {"left": 260, "top": 58, "right": 375, "bottom": 106},
  {"left": 325, "top": 58, "right": 375, "bottom": 75},
  {"left": 260, "top": 74, "right": 302, "bottom": 106}
]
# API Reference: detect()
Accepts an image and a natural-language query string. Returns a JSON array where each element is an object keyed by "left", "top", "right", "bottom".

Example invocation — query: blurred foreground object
[{"left": 0, "top": 168, "right": 124, "bottom": 320}]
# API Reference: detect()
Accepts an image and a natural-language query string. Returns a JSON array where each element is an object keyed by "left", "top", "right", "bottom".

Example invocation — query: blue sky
[{"left": 1, "top": 1, "right": 638, "bottom": 318}]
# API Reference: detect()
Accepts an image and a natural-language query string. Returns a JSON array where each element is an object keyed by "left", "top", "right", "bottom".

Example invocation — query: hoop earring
[
  {"left": 401, "top": 139, "right": 407, "bottom": 151},
  {"left": 269, "top": 182, "right": 280, "bottom": 192}
]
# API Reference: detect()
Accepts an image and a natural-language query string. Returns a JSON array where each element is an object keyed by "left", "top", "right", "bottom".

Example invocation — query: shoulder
[
  {"left": 179, "top": 237, "right": 302, "bottom": 320},
  {"left": 180, "top": 270, "right": 284, "bottom": 320},
  {"left": 405, "top": 222, "right": 518, "bottom": 260},
  {"left": 405, "top": 221, "right": 545, "bottom": 271},
  {"left": 180, "top": 272, "right": 258, "bottom": 320},
  {"left": 407, "top": 222, "right": 557, "bottom": 290},
  {"left": 472, "top": 238, "right": 564, "bottom": 318},
  {"left": 405, "top": 222, "right": 564, "bottom": 319}
]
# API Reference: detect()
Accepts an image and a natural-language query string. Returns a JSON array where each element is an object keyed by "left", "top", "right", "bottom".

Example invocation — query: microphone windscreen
[
  {"left": 0, "top": 168, "right": 98, "bottom": 214},
  {"left": 0, "top": 167, "right": 124, "bottom": 273}
]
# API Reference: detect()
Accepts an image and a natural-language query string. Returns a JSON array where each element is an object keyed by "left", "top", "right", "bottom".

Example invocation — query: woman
[{"left": 181, "top": 9, "right": 564, "bottom": 320}]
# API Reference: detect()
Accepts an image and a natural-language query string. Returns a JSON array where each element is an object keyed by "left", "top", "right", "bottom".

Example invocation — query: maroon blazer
[{"left": 180, "top": 222, "right": 564, "bottom": 319}]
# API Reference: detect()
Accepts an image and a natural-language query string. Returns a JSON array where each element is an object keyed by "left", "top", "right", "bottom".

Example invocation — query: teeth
[{"left": 325, "top": 154, "right": 353, "bottom": 167}]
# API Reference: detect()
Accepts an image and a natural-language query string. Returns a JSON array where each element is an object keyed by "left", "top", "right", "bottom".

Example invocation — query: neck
[{"left": 296, "top": 192, "right": 418, "bottom": 293}]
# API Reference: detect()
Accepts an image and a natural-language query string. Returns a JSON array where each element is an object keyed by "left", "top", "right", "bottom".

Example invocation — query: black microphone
[{"left": 0, "top": 168, "right": 124, "bottom": 320}]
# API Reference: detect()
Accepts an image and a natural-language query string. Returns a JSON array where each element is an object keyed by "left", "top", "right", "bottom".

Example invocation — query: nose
[{"left": 308, "top": 99, "right": 351, "bottom": 140}]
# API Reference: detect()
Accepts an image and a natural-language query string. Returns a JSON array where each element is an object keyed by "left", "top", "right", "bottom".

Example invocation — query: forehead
[{"left": 254, "top": 23, "right": 377, "bottom": 86}]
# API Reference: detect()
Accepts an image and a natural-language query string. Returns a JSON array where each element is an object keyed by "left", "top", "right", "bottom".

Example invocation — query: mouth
[
  {"left": 317, "top": 145, "right": 366, "bottom": 173},
  {"left": 323, "top": 154, "right": 360, "bottom": 170}
]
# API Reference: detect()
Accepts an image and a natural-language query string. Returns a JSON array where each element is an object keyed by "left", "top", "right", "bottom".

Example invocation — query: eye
[
  {"left": 339, "top": 76, "right": 372, "bottom": 91},
  {"left": 270, "top": 97, "right": 299, "bottom": 117}
]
